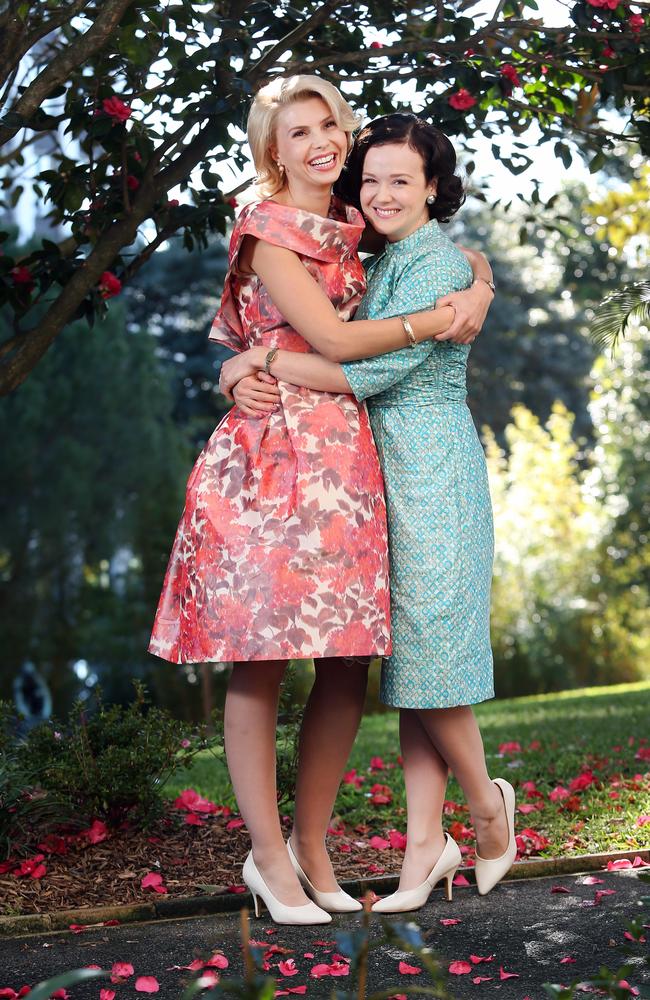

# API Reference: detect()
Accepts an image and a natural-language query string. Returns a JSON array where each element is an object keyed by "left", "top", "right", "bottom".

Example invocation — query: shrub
[
  {"left": 485, "top": 396, "right": 648, "bottom": 696},
  {"left": 3, "top": 683, "right": 220, "bottom": 853}
]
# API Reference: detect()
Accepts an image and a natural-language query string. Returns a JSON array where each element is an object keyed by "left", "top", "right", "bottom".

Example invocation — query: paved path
[{"left": 0, "top": 871, "right": 647, "bottom": 998}]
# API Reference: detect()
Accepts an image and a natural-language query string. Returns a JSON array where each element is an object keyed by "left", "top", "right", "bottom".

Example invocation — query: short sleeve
[
  {"left": 209, "top": 201, "right": 363, "bottom": 350},
  {"left": 342, "top": 257, "right": 439, "bottom": 402}
]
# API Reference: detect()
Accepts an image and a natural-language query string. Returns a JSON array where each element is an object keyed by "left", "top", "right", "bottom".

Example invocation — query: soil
[{"left": 0, "top": 809, "right": 409, "bottom": 916}]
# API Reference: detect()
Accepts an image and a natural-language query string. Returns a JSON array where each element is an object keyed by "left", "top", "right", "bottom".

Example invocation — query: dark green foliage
[
  {"left": 0, "top": 704, "right": 76, "bottom": 860},
  {"left": 125, "top": 236, "right": 231, "bottom": 448},
  {"left": 5, "top": 684, "right": 220, "bottom": 847},
  {"left": 0, "top": 238, "right": 192, "bottom": 712}
]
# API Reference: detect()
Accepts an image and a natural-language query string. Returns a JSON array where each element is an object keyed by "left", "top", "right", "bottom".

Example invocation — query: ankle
[
  {"left": 290, "top": 831, "right": 327, "bottom": 858},
  {"left": 404, "top": 830, "right": 445, "bottom": 853},
  {"left": 470, "top": 784, "right": 503, "bottom": 823},
  {"left": 252, "top": 842, "right": 294, "bottom": 869}
]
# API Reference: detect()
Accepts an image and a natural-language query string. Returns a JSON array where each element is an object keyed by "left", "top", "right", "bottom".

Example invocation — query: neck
[{"left": 274, "top": 178, "right": 332, "bottom": 217}]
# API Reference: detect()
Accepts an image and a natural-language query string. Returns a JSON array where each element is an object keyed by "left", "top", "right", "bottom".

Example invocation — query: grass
[{"left": 165, "top": 680, "right": 650, "bottom": 858}]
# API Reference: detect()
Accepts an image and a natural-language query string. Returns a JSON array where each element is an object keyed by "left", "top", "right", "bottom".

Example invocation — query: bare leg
[
  {"left": 290, "top": 657, "right": 369, "bottom": 891},
  {"left": 397, "top": 708, "right": 449, "bottom": 890},
  {"left": 416, "top": 705, "right": 509, "bottom": 859},
  {"left": 224, "top": 659, "right": 309, "bottom": 906}
]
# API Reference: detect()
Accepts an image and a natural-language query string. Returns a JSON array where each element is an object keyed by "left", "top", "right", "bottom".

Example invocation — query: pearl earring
[
  {"left": 426, "top": 193, "right": 436, "bottom": 205},
  {"left": 276, "top": 161, "right": 285, "bottom": 177}
]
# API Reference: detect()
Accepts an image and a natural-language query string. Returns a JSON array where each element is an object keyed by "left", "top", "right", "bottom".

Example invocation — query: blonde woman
[{"left": 149, "top": 77, "right": 494, "bottom": 925}]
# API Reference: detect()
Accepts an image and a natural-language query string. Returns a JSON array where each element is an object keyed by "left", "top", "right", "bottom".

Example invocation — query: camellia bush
[{"left": 0, "top": 0, "right": 649, "bottom": 394}]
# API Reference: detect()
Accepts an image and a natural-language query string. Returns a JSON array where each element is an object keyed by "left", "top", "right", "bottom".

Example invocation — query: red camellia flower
[
  {"left": 102, "top": 96, "right": 132, "bottom": 122},
  {"left": 10, "top": 266, "right": 35, "bottom": 292},
  {"left": 369, "top": 41, "right": 383, "bottom": 49},
  {"left": 126, "top": 175, "right": 139, "bottom": 191},
  {"left": 448, "top": 88, "right": 476, "bottom": 111},
  {"left": 629, "top": 13, "right": 644, "bottom": 30},
  {"left": 98, "top": 271, "right": 122, "bottom": 300},
  {"left": 501, "top": 64, "right": 521, "bottom": 87}
]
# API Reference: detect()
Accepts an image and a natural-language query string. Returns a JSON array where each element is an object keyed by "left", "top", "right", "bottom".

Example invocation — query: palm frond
[{"left": 591, "top": 281, "right": 650, "bottom": 356}]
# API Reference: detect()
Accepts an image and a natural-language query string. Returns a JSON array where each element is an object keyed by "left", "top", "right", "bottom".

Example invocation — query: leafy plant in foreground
[{"left": 5, "top": 683, "right": 221, "bottom": 849}]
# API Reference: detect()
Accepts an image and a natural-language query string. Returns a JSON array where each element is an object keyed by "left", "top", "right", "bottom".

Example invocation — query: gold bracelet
[
  {"left": 264, "top": 347, "right": 279, "bottom": 374},
  {"left": 400, "top": 315, "right": 417, "bottom": 348}
]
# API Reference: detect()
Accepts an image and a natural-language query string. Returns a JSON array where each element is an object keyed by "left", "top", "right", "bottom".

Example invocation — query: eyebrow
[
  {"left": 362, "top": 171, "right": 416, "bottom": 179},
  {"left": 287, "top": 115, "right": 335, "bottom": 130}
]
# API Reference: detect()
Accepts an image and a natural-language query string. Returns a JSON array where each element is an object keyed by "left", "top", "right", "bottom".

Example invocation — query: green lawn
[{"left": 165, "top": 680, "right": 650, "bottom": 858}]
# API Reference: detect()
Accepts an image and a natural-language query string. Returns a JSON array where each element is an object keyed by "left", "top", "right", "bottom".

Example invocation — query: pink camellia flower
[
  {"left": 629, "top": 12, "right": 645, "bottom": 29},
  {"left": 173, "top": 788, "right": 218, "bottom": 814},
  {"left": 206, "top": 954, "right": 229, "bottom": 969},
  {"left": 11, "top": 266, "right": 35, "bottom": 292},
  {"left": 388, "top": 829, "right": 407, "bottom": 850},
  {"left": 110, "top": 962, "right": 134, "bottom": 983},
  {"left": 448, "top": 89, "right": 476, "bottom": 111},
  {"left": 83, "top": 819, "right": 109, "bottom": 844},
  {"left": 168, "top": 198, "right": 180, "bottom": 208},
  {"left": 98, "top": 271, "right": 122, "bottom": 300},
  {"left": 501, "top": 64, "right": 521, "bottom": 86},
  {"left": 141, "top": 871, "right": 167, "bottom": 894},
  {"left": 135, "top": 977, "right": 160, "bottom": 994},
  {"left": 102, "top": 96, "right": 132, "bottom": 122}
]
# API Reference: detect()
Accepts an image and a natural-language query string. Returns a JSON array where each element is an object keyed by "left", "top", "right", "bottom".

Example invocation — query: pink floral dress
[{"left": 148, "top": 199, "right": 391, "bottom": 663}]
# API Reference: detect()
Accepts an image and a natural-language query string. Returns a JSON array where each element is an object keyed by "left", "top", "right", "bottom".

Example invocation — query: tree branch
[
  {"left": 247, "top": 0, "right": 341, "bottom": 82},
  {"left": 0, "top": 115, "right": 227, "bottom": 394},
  {"left": 0, "top": 0, "right": 137, "bottom": 148},
  {"left": 0, "top": 0, "right": 93, "bottom": 86},
  {"left": 506, "top": 96, "right": 629, "bottom": 141}
]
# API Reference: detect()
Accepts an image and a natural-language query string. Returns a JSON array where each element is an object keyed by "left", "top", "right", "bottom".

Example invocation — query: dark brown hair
[{"left": 335, "top": 113, "right": 465, "bottom": 223}]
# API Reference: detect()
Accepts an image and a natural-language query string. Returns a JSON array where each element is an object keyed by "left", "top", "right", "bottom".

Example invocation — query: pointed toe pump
[
  {"left": 371, "top": 833, "right": 462, "bottom": 914},
  {"left": 287, "top": 839, "right": 362, "bottom": 913},
  {"left": 242, "top": 851, "right": 332, "bottom": 925},
  {"left": 474, "top": 777, "right": 517, "bottom": 896}
]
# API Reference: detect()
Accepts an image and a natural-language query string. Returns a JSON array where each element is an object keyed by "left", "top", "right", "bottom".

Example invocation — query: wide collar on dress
[{"left": 256, "top": 196, "right": 365, "bottom": 262}]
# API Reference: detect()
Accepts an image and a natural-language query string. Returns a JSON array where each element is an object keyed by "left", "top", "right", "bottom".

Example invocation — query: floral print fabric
[{"left": 149, "top": 199, "right": 391, "bottom": 663}]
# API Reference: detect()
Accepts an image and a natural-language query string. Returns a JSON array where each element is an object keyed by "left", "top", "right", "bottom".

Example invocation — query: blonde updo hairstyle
[{"left": 248, "top": 75, "right": 360, "bottom": 198}]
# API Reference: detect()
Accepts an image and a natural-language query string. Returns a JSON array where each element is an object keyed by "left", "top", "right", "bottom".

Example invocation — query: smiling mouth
[
  {"left": 309, "top": 153, "right": 338, "bottom": 170},
  {"left": 373, "top": 207, "right": 401, "bottom": 218}
]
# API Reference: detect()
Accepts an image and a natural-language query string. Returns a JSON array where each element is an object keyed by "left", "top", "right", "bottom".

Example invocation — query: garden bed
[{"left": 2, "top": 681, "right": 649, "bottom": 917}]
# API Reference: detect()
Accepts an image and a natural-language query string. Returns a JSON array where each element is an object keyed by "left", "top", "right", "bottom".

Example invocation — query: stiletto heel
[
  {"left": 372, "top": 834, "right": 462, "bottom": 914},
  {"left": 287, "top": 840, "right": 362, "bottom": 913},
  {"left": 444, "top": 869, "right": 457, "bottom": 902},
  {"left": 242, "top": 851, "right": 332, "bottom": 926},
  {"left": 474, "top": 778, "right": 517, "bottom": 896}
]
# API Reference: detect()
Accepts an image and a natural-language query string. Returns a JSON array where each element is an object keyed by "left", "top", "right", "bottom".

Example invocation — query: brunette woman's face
[
  {"left": 359, "top": 142, "right": 436, "bottom": 242},
  {"left": 272, "top": 97, "right": 348, "bottom": 190}
]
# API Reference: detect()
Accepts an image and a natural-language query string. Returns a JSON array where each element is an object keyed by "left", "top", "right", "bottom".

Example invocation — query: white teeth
[
  {"left": 310, "top": 154, "right": 336, "bottom": 167},
  {"left": 375, "top": 208, "right": 400, "bottom": 216}
]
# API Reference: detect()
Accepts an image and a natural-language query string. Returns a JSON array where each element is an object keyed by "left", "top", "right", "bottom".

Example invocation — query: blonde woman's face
[{"left": 272, "top": 97, "right": 348, "bottom": 189}]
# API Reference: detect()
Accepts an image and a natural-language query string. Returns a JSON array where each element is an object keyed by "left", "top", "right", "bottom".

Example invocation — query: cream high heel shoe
[
  {"left": 474, "top": 777, "right": 517, "bottom": 896},
  {"left": 242, "top": 851, "right": 332, "bottom": 925},
  {"left": 287, "top": 839, "right": 362, "bottom": 913},
  {"left": 371, "top": 833, "right": 462, "bottom": 914}
]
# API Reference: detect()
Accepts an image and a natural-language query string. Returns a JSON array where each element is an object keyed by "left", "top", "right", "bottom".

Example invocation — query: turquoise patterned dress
[{"left": 342, "top": 220, "right": 494, "bottom": 709}]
